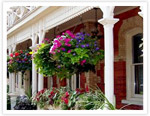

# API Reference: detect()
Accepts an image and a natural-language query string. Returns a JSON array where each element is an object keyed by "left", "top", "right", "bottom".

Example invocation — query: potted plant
[
  {"left": 32, "top": 30, "right": 104, "bottom": 80},
  {"left": 7, "top": 49, "right": 32, "bottom": 74}
]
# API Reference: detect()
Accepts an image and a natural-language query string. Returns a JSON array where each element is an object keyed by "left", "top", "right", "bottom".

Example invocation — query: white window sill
[{"left": 121, "top": 99, "right": 143, "bottom": 106}]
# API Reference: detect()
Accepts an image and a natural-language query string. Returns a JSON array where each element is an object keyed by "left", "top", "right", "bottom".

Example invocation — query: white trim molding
[{"left": 124, "top": 27, "right": 143, "bottom": 105}]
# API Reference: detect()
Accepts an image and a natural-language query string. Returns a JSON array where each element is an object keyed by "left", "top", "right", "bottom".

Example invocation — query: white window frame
[{"left": 122, "top": 27, "right": 143, "bottom": 105}]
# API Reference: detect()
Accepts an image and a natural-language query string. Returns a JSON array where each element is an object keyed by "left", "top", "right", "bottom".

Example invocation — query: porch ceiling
[{"left": 44, "top": 6, "right": 137, "bottom": 39}]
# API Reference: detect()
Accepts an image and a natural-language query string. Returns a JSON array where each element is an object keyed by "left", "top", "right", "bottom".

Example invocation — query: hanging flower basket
[
  {"left": 7, "top": 49, "right": 32, "bottom": 73},
  {"left": 32, "top": 30, "right": 104, "bottom": 79}
]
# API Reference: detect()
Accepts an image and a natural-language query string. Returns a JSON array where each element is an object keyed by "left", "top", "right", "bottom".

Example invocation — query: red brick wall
[
  {"left": 114, "top": 61, "right": 126, "bottom": 109},
  {"left": 59, "top": 78, "right": 67, "bottom": 87},
  {"left": 52, "top": 76, "right": 57, "bottom": 87},
  {"left": 80, "top": 73, "right": 86, "bottom": 88},
  {"left": 44, "top": 77, "right": 48, "bottom": 88}
]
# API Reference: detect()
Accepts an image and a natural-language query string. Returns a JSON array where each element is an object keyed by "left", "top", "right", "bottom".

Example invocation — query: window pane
[
  {"left": 133, "top": 34, "right": 143, "bottom": 63},
  {"left": 76, "top": 73, "right": 80, "bottom": 88},
  {"left": 135, "top": 65, "right": 143, "bottom": 95}
]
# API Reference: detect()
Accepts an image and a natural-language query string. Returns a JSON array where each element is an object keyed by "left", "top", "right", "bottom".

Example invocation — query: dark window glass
[
  {"left": 132, "top": 34, "right": 143, "bottom": 63},
  {"left": 132, "top": 33, "right": 143, "bottom": 95},
  {"left": 76, "top": 73, "right": 80, "bottom": 88},
  {"left": 134, "top": 65, "right": 143, "bottom": 94}
]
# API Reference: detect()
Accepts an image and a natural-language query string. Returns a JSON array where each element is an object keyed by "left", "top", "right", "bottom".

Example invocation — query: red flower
[
  {"left": 20, "top": 50, "right": 23, "bottom": 53},
  {"left": 9, "top": 60, "right": 13, "bottom": 64},
  {"left": 85, "top": 85, "right": 89, "bottom": 92},
  {"left": 80, "top": 59, "right": 86, "bottom": 66},
  {"left": 24, "top": 58, "right": 28, "bottom": 61},
  {"left": 76, "top": 88, "right": 80, "bottom": 94},
  {"left": 27, "top": 53, "right": 30, "bottom": 56},
  {"left": 36, "top": 97, "right": 40, "bottom": 102},
  {"left": 15, "top": 52, "right": 19, "bottom": 56},
  {"left": 50, "top": 91, "right": 54, "bottom": 95},
  {"left": 61, "top": 97, "right": 65, "bottom": 101},
  {"left": 40, "top": 89, "right": 46, "bottom": 94},
  {"left": 80, "top": 89, "right": 85, "bottom": 94},
  {"left": 64, "top": 98, "right": 68, "bottom": 105},
  {"left": 10, "top": 53, "right": 13, "bottom": 57},
  {"left": 65, "top": 91, "right": 69, "bottom": 97}
]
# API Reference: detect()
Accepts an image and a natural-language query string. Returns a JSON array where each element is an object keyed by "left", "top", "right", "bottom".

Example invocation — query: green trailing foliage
[{"left": 32, "top": 31, "right": 104, "bottom": 80}]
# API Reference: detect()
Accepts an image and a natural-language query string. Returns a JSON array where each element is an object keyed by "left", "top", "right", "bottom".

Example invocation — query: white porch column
[
  {"left": 138, "top": 6, "right": 143, "bottom": 17},
  {"left": 8, "top": 47, "right": 12, "bottom": 93},
  {"left": 11, "top": 44, "right": 16, "bottom": 93},
  {"left": 24, "top": 70, "right": 30, "bottom": 93},
  {"left": 32, "top": 59, "right": 37, "bottom": 95},
  {"left": 18, "top": 72, "right": 22, "bottom": 90},
  {"left": 98, "top": 6, "right": 119, "bottom": 105},
  {"left": 38, "top": 73, "right": 43, "bottom": 91},
  {"left": 11, "top": 73, "right": 16, "bottom": 93},
  {"left": 31, "top": 34, "right": 38, "bottom": 95},
  {"left": 37, "top": 30, "right": 45, "bottom": 91},
  {"left": 9, "top": 73, "right": 12, "bottom": 93}
]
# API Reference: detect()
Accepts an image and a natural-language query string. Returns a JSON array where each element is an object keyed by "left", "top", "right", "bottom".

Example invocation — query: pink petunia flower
[
  {"left": 80, "top": 59, "right": 86, "bottom": 66},
  {"left": 67, "top": 50, "right": 71, "bottom": 53},
  {"left": 85, "top": 85, "right": 89, "bottom": 92},
  {"left": 64, "top": 98, "right": 68, "bottom": 105},
  {"left": 65, "top": 91, "right": 69, "bottom": 97},
  {"left": 10, "top": 53, "right": 13, "bottom": 57}
]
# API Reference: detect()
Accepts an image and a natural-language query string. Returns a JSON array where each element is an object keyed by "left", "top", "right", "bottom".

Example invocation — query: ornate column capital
[{"left": 98, "top": 18, "right": 119, "bottom": 26}]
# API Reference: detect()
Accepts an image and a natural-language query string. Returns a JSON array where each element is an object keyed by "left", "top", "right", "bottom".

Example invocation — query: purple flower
[
  {"left": 96, "top": 47, "right": 99, "bottom": 51},
  {"left": 76, "top": 33, "right": 80, "bottom": 36},
  {"left": 81, "top": 45, "right": 85, "bottom": 48},
  {"left": 77, "top": 42, "right": 80, "bottom": 45},
  {"left": 86, "top": 33, "right": 90, "bottom": 36},
  {"left": 61, "top": 48, "right": 66, "bottom": 51},
  {"left": 76, "top": 45, "right": 79, "bottom": 48},
  {"left": 57, "top": 65, "right": 61, "bottom": 68},
  {"left": 94, "top": 44, "right": 97, "bottom": 47},
  {"left": 86, "top": 44, "right": 89, "bottom": 47},
  {"left": 78, "top": 40, "right": 81, "bottom": 43},
  {"left": 81, "top": 37, "right": 84, "bottom": 40},
  {"left": 73, "top": 53, "right": 76, "bottom": 56}
]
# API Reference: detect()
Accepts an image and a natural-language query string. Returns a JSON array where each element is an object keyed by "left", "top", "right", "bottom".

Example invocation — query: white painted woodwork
[
  {"left": 8, "top": 47, "right": 12, "bottom": 93},
  {"left": 11, "top": 73, "right": 16, "bottom": 93},
  {"left": 18, "top": 72, "right": 22, "bottom": 90},
  {"left": 38, "top": 73, "right": 43, "bottom": 91},
  {"left": 32, "top": 62, "right": 37, "bottom": 95},
  {"left": 24, "top": 70, "right": 30, "bottom": 93},
  {"left": 124, "top": 27, "right": 143, "bottom": 102},
  {"left": 138, "top": 6, "right": 143, "bottom": 17},
  {"left": 38, "top": 31, "right": 45, "bottom": 91},
  {"left": 98, "top": 6, "right": 119, "bottom": 105},
  {"left": 9, "top": 73, "right": 12, "bottom": 93}
]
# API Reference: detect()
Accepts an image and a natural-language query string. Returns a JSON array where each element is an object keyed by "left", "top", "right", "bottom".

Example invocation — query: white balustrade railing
[{"left": 7, "top": 6, "right": 37, "bottom": 28}]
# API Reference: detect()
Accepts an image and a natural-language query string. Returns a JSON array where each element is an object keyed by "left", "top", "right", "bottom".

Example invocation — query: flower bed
[{"left": 32, "top": 87, "right": 115, "bottom": 110}]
